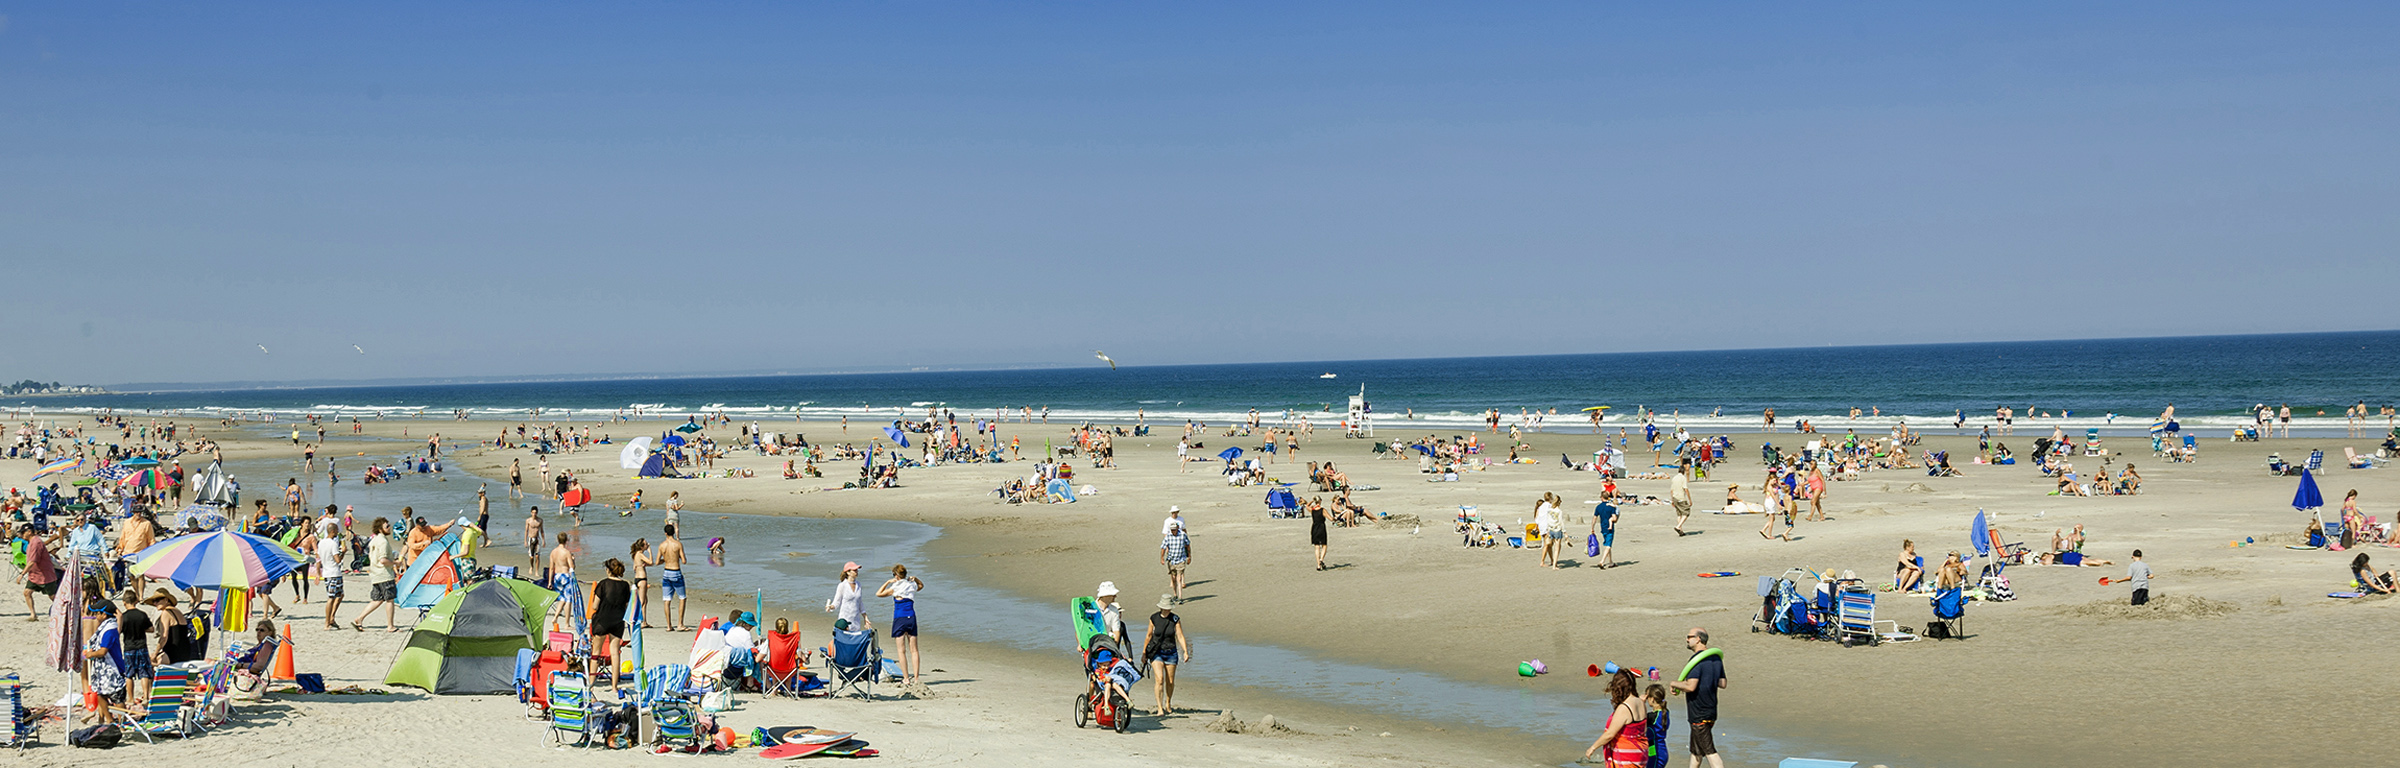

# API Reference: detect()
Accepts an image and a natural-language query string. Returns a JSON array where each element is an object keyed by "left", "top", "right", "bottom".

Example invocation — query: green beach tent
[{"left": 385, "top": 578, "right": 556, "bottom": 694}]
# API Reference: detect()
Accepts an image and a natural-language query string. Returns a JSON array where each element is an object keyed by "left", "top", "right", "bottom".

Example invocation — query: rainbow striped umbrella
[
  {"left": 119, "top": 467, "right": 177, "bottom": 489},
  {"left": 127, "top": 531, "right": 305, "bottom": 591},
  {"left": 28, "top": 456, "right": 82, "bottom": 482}
]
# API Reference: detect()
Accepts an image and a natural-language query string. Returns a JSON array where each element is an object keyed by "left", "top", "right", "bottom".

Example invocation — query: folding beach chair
[
  {"left": 546, "top": 671, "right": 590, "bottom": 747},
  {"left": 761, "top": 629, "right": 819, "bottom": 697},
  {"left": 2, "top": 673, "right": 34, "bottom": 751},
  {"left": 2306, "top": 449, "right": 2324, "bottom": 472},
  {"left": 649, "top": 697, "right": 702, "bottom": 752},
  {"left": 190, "top": 655, "right": 238, "bottom": 730},
  {"left": 1930, "top": 587, "right": 1967, "bottom": 640},
  {"left": 1835, "top": 583, "right": 1892, "bottom": 647},
  {"left": 825, "top": 628, "right": 882, "bottom": 699},
  {"left": 2346, "top": 447, "right": 2384, "bottom": 469},
  {"left": 124, "top": 663, "right": 199, "bottom": 741},
  {"left": 2083, "top": 428, "right": 2103, "bottom": 456}
]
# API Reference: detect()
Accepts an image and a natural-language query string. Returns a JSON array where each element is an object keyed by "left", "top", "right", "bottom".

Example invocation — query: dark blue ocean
[{"left": 19, "top": 331, "right": 2400, "bottom": 435}]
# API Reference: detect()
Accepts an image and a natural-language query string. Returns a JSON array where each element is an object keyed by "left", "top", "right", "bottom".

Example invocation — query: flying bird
[
  {"left": 1094, "top": 350, "right": 1116, "bottom": 370},
  {"left": 354, "top": 344, "right": 365, "bottom": 354},
  {"left": 257, "top": 345, "right": 269, "bottom": 354}
]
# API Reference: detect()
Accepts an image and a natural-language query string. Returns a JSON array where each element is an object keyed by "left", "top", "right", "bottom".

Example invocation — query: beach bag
[
  {"left": 1985, "top": 576, "right": 2016, "bottom": 602},
  {"left": 701, "top": 687, "right": 734, "bottom": 713},
  {"left": 71, "top": 723, "right": 123, "bottom": 749},
  {"left": 1924, "top": 620, "right": 1952, "bottom": 639},
  {"left": 1586, "top": 533, "right": 1600, "bottom": 558}
]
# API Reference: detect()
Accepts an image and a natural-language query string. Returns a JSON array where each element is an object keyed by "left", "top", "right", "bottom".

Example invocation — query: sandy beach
[{"left": 9, "top": 414, "right": 2398, "bottom": 767}]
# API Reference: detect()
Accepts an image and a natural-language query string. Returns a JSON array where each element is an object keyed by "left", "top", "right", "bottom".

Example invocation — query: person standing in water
[{"left": 876, "top": 564, "right": 926, "bottom": 685}]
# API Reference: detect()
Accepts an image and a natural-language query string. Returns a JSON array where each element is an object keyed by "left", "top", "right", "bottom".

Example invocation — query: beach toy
[
  {"left": 1587, "top": 664, "right": 1602, "bottom": 677},
  {"left": 1517, "top": 662, "right": 1536, "bottom": 677},
  {"left": 1602, "top": 661, "right": 1621, "bottom": 675},
  {"left": 1529, "top": 659, "right": 1548, "bottom": 675},
  {"left": 1647, "top": 666, "right": 1660, "bottom": 680},
  {"left": 1698, "top": 571, "right": 1740, "bottom": 578},
  {"left": 2097, "top": 576, "right": 2113, "bottom": 586},
  {"left": 715, "top": 726, "right": 737, "bottom": 750}
]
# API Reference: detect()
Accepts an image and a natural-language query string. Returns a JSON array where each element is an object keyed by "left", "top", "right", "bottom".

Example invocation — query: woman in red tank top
[{"left": 1584, "top": 669, "right": 1651, "bottom": 766}]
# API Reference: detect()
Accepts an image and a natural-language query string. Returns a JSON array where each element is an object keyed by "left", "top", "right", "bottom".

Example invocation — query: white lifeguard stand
[{"left": 1346, "top": 387, "right": 1372, "bottom": 438}]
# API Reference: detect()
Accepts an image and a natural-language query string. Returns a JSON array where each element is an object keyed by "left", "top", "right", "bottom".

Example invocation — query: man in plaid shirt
[{"left": 1160, "top": 508, "right": 1192, "bottom": 602}]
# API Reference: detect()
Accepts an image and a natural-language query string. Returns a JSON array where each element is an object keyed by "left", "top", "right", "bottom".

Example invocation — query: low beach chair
[
  {"left": 1835, "top": 583, "right": 1892, "bottom": 647},
  {"left": 3, "top": 673, "right": 34, "bottom": 751},
  {"left": 2306, "top": 449, "right": 2324, "bottom": 472},
  {"left": 190, "top": 655, "right": 237, "bottom": 730},
  {"left": 761, "top": 629, "right": 818, "bottom": 697},
  {"left": 2346, "top": 447, "right": 2384, "bottom": 469},
  {"left": 547, "top": 671, "right": 590, "bottom": 747},
  {"left": 231, "top": 635, "right": 282, "bottom": 694},
  {"left": 122, "top": 663, "right": 197, "bottom": 741},
  {"left": 825, "top": 628, "right": 883, "bottom": 699},
  {"left": 649, "top": 697, "right": 702, "bottom": 752}
]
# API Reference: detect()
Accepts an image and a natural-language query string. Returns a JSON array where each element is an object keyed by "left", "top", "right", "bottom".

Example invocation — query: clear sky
[{"left": 5, "top": 3, "right": 2396, "bottom": 385}]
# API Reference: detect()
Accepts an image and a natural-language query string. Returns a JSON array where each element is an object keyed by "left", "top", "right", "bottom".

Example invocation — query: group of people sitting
[{"left": 2043, "top": 459, "right": 2142, "bottom": 496}]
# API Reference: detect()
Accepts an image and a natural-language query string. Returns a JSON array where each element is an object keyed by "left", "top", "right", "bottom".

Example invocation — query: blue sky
[{"left": 5, "top": 3, "right": 2396, "bottom": 384}]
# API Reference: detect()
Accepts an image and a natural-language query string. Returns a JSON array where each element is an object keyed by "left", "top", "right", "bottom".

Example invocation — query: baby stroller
[
  {"left": 1749, "top": 569, "right": 1821, "bottom": 638},
  {"left": 1075, "top": 636, "right": 1139, "bottom": 733}
]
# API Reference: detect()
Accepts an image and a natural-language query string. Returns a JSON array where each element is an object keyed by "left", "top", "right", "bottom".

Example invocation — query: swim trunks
[{"left": 661, "top": 568, "right": 686, "bottom": 599}]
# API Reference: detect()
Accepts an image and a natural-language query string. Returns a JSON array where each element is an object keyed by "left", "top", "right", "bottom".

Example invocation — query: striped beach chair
[
  {"left": 547, "top": 671, "right": 590, "bottom": 747},
  {"left": 2, "top": 673, "right": 34, "bottom": 751},
  {"left": 649, "top": 697, "right": 702, "bottom": 752},
  {"left": 121, "top": 664, "right": 196, "bottom": 741}
]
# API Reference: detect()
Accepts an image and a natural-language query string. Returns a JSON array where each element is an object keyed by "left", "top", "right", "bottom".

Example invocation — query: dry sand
[{"left": 11, "top": 414, "right": 2399, "bottom": 766}]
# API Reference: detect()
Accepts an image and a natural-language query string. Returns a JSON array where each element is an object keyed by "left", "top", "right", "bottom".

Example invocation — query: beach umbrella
[
  {"left": 127, "top": 530, "right": 307, "bottom": 591},
  {"left": 1968, "top": 508, "right": 1991, "bottom": 559},
  {"left": 675, "top": 421, "right": 705, "bottom": 434},
  {"left": 659, "top": 433, "right": 687, "bottom": 447},
  {"left": 2294, "top": 468, "right": 2324, "bottom": 512},
  {"left": 46, "top": 543, "right": 83, "bottom": 673},
  {"left": 118, "top": 456, "right": 163, "bottom": 468},
  {"left": 1218, "top": 447, "right": 1243, "bottom": 461},
  {"left": 119, "top": 467, "right": 177, "bottom": 489},
  {"left": 28, "top": 456, "right": 82, "bottom": 482},
  {"left": 883, "top": 425, "right": 909, "bottom": 447}
]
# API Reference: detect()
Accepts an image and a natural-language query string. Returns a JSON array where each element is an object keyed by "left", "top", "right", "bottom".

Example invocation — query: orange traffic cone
[{"left": 272, "top": 623, "right": 297, "bottom": 682}]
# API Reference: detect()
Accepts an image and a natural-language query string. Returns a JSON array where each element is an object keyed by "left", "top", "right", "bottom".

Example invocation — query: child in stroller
[{"left": 1076, "top": 637, "right": 1141, "bottom": 733}]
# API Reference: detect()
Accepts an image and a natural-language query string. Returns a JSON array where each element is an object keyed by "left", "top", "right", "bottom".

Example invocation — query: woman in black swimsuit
[
  {"left": 590, "top": 558, "right": 633, "bottom": 684},
  {"left": 1309, "top": 500, "right": 1329, "bottom": 571}
]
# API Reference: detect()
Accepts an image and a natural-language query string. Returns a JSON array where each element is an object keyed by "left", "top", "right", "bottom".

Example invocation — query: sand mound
[
  {"left": 1207, "top": 711, "right": 1302, "bottom": 736},
  {"left": 2174, "top": 566, "right": 2242, "bottom": 578},
  {"left": 1884, "top": 483, "right": 1935, "bottom": 494},
  {"left": 1375, "top": 513, "right": 1422, "bottom": 529},
  {"left": 2055, "top": 594, "right": 2240, "bottom": 621}
]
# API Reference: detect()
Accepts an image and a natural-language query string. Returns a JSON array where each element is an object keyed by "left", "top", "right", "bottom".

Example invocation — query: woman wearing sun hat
[
  {"left": 826, "top": 561, "right": 868, "bottom": 631},
  {"left": 1142, "top": 594, "right": 1192, "bottom": 717}
]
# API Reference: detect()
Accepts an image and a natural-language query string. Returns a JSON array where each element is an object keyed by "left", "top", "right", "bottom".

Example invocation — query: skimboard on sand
[
  {"left": 1697, "top": 571, "right": 1740, "bottom": 578},
  {"left": 765, "top": 726, "right": 857, "bottom": 746},
  {"left": 760, "top": 742, "right": 836, "bottom": 760}
]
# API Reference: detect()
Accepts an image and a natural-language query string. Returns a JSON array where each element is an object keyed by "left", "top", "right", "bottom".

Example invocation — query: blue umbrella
[
  {"left": 883, "top": 424, "right": 909, "bottom": 447},
  {"left": 118, "top": 456, "right": 163, "bottom": 468},
  {"left": 1217, "top": 447, "right": 1243, "bottom": 461},
  {"left": 1968, "top": 508, "right": 1991, "bottom": 559},
  {"left": 659, "top": 433, "right": 687, "bottom": 447},
  {"left": 675, "top": 421, "right": 705, "bottom": 434},
  {"left": 2294, "top": 468, "right": 2324, "bottom": 511}
]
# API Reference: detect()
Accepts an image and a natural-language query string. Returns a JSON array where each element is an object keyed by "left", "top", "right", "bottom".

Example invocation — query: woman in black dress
[
  {"left": 590, "top": 558, "right": 633, "bottom": 685},
  {"left": 1309, "top": 498, "right": 1329, "bottom": 570}
]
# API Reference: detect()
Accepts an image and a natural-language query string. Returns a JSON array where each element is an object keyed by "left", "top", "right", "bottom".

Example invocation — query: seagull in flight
[
  {"left": 257, "top": 345, "right": 269, "bottom": 354},
  {"left": 1094, "top": 350, "right": 1117, "bottom": 370},
  {"left": 354, "top": 344, "right": 365, "bottom": 354}
]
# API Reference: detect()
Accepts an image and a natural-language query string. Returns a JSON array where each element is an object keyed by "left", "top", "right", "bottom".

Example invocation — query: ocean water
[{"left": 20, "top": 331, "right": 2400, "bottom": 435}]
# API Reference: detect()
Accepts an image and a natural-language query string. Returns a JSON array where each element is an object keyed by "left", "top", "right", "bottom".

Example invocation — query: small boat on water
[{"left": 1318, "top": 373, "right": 1337, "bottom": 379}]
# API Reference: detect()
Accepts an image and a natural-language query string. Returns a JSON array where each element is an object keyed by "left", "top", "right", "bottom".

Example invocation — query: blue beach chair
[
  {"left": 1931, "top": 587, "right": 1966, "bottom": 639},
  {"left": 826, "top": 628, "right": 883, "bottom": 699}
]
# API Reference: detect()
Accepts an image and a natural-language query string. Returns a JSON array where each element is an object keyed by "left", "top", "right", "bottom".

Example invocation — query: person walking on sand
[
  {"left": 1143, "top": 594, "right": 1192, "bottom": 717},
  {"left": 876, "top": 564, "right": 926, "bottom": 685},
  {"left": 658, "top": 524, "right": 688, "bottom": 630},
  {"left": 1670, "top": 462, "right": 1692, "bottom": 536},
  {"left": 1669, "top": 627, "right": 1728, "bottom": 768},
  {"left": 1593, "top": 500, "right": 1621, "bottom": 569},
  {"left": 1161, "top": 511, "right": 1191, "bottom": 600},
  {"left": 509, "top": 458, "right": 523, "bottom": 499},
  {"left": 2123, "top": 550, "right": 2152, "bottom": 606},
  {"left": 1095, "top": 582, "right": 1128, "bottom": 645},
  {"left": 1309, "top": 497, "right": 1329, "bottom": 570},
  {"left": 318, "top": 514, "right": 347, "bottom": 630},
  {"left": 350, "top": 518, "right": 402, "bottom": 632},
  {"left": 1536, "top": 492, "right": 1564, "bottom": 569}
]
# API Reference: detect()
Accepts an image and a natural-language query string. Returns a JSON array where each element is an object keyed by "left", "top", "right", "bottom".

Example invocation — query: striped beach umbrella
[
  {"left": 119, "top": 467, "right": 177, "bottom": 489},
  {"left": 127, "top": 530, "right": 305, "bottom": 591},
  {"left": 28, "top": 456, "right": 82, "bottom": 482}
]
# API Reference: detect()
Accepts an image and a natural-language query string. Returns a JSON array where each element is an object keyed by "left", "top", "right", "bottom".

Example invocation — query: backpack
[
  {"left": 71, "top": 723, "right": 123, "bottom": 749},
  {"left": 1925, "top": 620, "right": 1952, "bottom": 639}
]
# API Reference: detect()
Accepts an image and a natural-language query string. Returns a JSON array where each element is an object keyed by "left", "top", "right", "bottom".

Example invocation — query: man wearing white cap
[
  {"left": 1161, "top": 508, "right": 1192, "bottom": 602},
  {"left": 1095, "top": 581, "right": 1127, "bottom": 645}
]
